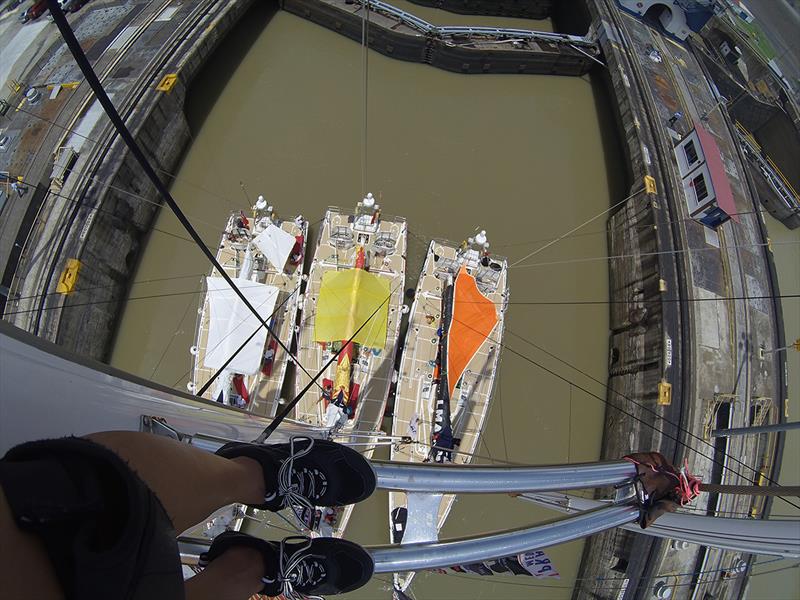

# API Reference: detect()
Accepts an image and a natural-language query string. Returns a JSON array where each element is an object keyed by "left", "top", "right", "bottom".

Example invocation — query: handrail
[
  {"left": 368, "top": 505, "right": 638, "bottom": 573},
  {"left": 178, "top": 505, "right": 639, "bottom": 572},
  {"left": 372, "top": 459, "right": 637, "bottom": 493},
  {"left": 354, "top": 0, "right": 597, "bottom": 48}
]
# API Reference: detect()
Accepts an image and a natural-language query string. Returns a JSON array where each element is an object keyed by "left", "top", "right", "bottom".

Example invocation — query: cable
[
  {"left": 508, "top": 187, "right": 644, "bottom": 267},
  {"left": 14, "top": 105, "right": 245, "bottom": 216},
  {"left": 490, "top": 207, "right": 768, "bottom": 251},
  {"left": 255, "top": 282, "right": 403, "bottom": 443},
  {"left": 3, "top": 285, "right": 259, "bottom": 318},
  {"left": 6, "top": 272, "right": 207, "bottom": 306},
  {"left": 36, "top": 186, "right": 206, "bottom": 247},
  {"left": 149, "top": 291, "right": 198, "bottom": 379},
  {"left": 505, "top": 325, "right": 794, "bottom": 505},
  {"left": 501, "top": 339, "right": 800, "bottom": 510},
  {"left": 49, "top": 1, "right": 322, "bottom": 393},
  {"left": 360, "top": 0, "right": 370, "bottom": 197},
  {"left": 196, "top": 284, "right": 302, "bottom": 397},
  {"left": 415, "top": 294, "right": 800, "bottom": 510},
  {"left": 508, "top": 239, "right": 800, "bottom": 270}
]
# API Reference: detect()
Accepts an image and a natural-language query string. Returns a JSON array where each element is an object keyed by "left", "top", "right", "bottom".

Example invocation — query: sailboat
[
  {"left": 293, "top": 193, "right": 407, "bottom": 537},
  {"left": 190, "top": 198, "right": 308, "bottom": 418},
  {"left": 389, "top": 231, "right": 508, "bottom": 591}
]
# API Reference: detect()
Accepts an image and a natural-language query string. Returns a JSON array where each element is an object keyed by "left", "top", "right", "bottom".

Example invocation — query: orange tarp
[{"left": 446, "top": 267, "right": 498, "bottom": 398}]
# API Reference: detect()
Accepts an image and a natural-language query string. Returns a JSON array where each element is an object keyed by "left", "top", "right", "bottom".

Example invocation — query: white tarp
[
  {"left": 203, "top": 277, "right": 279, "bottom": 375},
  {"left": 253, "top": 224, "right": 296, "bottom": 270}
]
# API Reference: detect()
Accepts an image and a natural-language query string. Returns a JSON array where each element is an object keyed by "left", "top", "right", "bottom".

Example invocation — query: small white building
[{"left": 673, "top": 125, "right": 738, "bottom": 228}]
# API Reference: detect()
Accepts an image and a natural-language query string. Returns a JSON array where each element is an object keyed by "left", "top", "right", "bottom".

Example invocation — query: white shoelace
[
  {"left": 267, "top": 436, "right": 327, "bottom": 525},
  {"left": 261, "top": 535, "right": 326, "bottom": 600}
]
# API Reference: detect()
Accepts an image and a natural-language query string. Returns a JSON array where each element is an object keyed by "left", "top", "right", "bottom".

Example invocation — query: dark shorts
[{"left": 0, "top": 437, "right": 184, "bottom": 600}]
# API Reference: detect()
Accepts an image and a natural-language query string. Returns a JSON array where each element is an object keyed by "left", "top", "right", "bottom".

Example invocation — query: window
[
  {"left": 683, "top": 140, "right": 699, "bottom": 166},
  {"left": 692, "top": 174, "right": 709, "bottom": 202}
]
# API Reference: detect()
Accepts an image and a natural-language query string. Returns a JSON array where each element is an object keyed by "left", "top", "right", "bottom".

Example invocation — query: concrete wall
[
  {"left": 282, "top": 0, "right": 594, "bottom": 76},
  {"left": 49, "top": 0, "right": 259, "bottom": 360}
]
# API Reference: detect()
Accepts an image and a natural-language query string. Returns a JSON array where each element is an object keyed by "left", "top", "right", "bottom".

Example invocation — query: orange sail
[{"left": 446, "top": 267, "right": 498, "bottom": 398}]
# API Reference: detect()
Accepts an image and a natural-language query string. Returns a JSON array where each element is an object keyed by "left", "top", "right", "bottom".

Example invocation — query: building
[
  {"left": 673, "top": 125, "right": 738, "bottom": 228},
  {"left": 616, "top": 0, "right": 715, "bottom": 41}
]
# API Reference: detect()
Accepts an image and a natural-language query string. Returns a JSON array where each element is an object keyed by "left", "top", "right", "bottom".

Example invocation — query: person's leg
[
  {"left": 0, "top": 488, "right": 64, "bottom": 600},
  {"left": 86, "top": 431, "right": 265, "bottom": 533},
  {"left": 184, "top": 546, "right": 264, "bottom": 600}
]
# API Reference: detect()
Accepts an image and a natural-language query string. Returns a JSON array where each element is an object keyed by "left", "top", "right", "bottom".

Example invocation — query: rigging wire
[
  {"left": 5, "top": 272, "right": 207, "bottom": 306},
  {"left": 415, "top": 295, "right": 800, "bottom": 511},
  {"left": 5, "top": 283, "right": 797, "bottom": 320},
  {"left": 49, "top": 2, "right": 324, "bottom": 393},
  {"left": 490, "top": 207, "right": 769, "bottom": 250},
  {"left": 501, "top": 340, "right": 800, "bottom": 510},
  {"left": 196, "top": 284, "right": 302, "bottom": 397},
  {"left": 255, "top": 282, "right": 403, "bottom": 443},
  {"left": 508, "top": 187, "right": 644, "bottom": 267},
  {"left": 14, "top": 104, "right": 246, "bottom": 215},
  {"left": 505, "top": 325, "right": 794, "bottom": 501},
  {"left": 508, "top": 239, "right": 800, "bottom": 270},
  {"left": 149, "top": 290, "right": 198, "bottom": 379},
  {"left": 360, "top": 0, "right": 370, "bottom": 196}
]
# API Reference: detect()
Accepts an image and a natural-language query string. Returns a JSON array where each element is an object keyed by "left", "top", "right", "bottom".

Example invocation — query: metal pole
[
  {"left": 372, "top": 460, "right": 637, "bottom": 493},
  {"left": 711, "top": 421, "right": 800, "bottom": 437},
  {"left": 180, "top": 506, "right": 639, "bottom": 573},
  {"left": 519, "top": 492, "right": 800, "bottom": 558},
  {"left": 369, "top": 505, "right": 639, "bottom": 573}
]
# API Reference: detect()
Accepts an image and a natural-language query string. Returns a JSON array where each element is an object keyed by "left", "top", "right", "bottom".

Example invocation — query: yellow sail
[{"left": 314, "top": 268, "right": 390, "bottom": 348}]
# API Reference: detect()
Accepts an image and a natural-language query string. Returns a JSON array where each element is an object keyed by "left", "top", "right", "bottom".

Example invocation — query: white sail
[
  {"left": 253, "top": 223, "right": 297, "bottom": 270},
  {"left": 203, "top": 277, "right": 279, "bottom": 375}
]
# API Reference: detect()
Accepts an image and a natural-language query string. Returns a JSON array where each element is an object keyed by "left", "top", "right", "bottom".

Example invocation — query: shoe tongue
[{"left": 285, "top": 542, "right": 335, "bottom": 594}]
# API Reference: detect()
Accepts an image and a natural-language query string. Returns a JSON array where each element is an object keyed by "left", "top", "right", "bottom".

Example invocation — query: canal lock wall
[
  {"left": 573, "top": 1, "right": 693, "bottom": 596},
  {"left": 41, "top": 0, "right": 259, "bottom": 361},
  {"left": 281, "top": 0, "right": 596, "bottom": 75}
]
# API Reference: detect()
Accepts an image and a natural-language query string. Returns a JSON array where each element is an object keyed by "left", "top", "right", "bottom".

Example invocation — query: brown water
[{"left": 110, "top": 4, "right": 626, "bottom": 598}]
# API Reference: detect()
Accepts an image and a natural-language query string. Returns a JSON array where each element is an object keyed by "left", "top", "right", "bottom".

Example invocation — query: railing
[
  {"left": 735, "top": 121, "right": 800, "bottom": 213},
  {"left": 354, "top": 0, "right": 597, "bottom": 48}
]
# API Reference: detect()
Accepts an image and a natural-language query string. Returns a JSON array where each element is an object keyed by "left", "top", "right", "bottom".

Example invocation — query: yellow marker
[
  {"left": 658, "top": 380, "right": 672, "bottom": 406},
  {"left": 659, "top": 278, "right": 668, "bottom": 293},
  {"left": 792, "top": 338, "right": 800, "bottom": 352},
  {"left": 156, "top": 74, "right": 178, "bottom": 93},
  {"left": 47, "top": 81, "right": 80, "bottom": 90},
  {"left": 56, "top": 259, "right": 81, "bottom": 294},
  {"left": 644, "top": 175, "right": 657, "bottom": 194}
]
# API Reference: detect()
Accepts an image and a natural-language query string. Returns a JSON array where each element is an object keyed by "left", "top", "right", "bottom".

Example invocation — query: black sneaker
[
  {"left": 199, "top": 531, "right": 374, "bottom": 597},
  {"left": 216, "top": 436, "right": 376, "bottom": 515}
]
